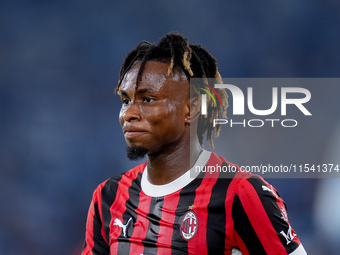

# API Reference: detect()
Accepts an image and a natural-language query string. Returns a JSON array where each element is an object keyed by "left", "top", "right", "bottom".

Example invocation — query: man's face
[{"left": 119, "top": 61, "right": 190, "bottom": 156}]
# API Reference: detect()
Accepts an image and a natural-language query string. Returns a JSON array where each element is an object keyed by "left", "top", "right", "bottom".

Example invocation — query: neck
[{"left": 146, "top": 139, "right": 202, "bottom": 185}]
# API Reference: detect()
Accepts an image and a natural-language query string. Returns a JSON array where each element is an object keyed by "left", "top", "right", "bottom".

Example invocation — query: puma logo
[
  {"left": 262, "top": 185, "right": 279, "bottom": 199},
  {"left": 114, "top": 217, "right": 133, "bottom": 237}
]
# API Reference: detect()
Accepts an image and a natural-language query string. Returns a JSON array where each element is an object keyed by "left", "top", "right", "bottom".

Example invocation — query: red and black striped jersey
[{"left": 82, "top": 150, "right": 306, "bottom": 255}]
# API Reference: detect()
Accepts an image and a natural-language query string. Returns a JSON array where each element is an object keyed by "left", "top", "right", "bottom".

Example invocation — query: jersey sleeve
[
  {"left": 82, "top": 182, "right": 111, "bottom": 255},
  {"left": 231, "top": 175, "right": 307, "bottom": 255}
]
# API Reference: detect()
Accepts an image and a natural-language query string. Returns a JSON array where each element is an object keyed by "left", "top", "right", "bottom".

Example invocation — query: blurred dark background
[{"left": 1, "top": 1, "right": 340, "bottom": 254}]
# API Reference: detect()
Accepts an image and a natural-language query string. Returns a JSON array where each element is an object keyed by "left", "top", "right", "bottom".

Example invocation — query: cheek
[
  {"left": 147, "top": 104, "right": 185, "bottom": 129},
  {"left": 140, "top": 106, "right": 169, "bottom": 126},
  {"left": 142, "top": 109, "right": 165, "bottom": 125},
  {"left": 118, "top": 108, "right": 125, "bottom": 126}
]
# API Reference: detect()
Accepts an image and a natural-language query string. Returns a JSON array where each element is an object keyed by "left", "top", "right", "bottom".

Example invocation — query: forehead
[{"left": 120, "top": 61, "right": 189, "bottom": 93}]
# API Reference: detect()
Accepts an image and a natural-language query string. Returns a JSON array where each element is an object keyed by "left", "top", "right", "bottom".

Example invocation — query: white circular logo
[{"left": 180, "top": 211, "right": 198, "bottom": 240}]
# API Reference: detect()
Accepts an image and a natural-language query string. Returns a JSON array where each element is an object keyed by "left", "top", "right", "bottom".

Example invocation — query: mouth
[
  {"left": 122, "top": 122, "right": 149, "bottom": 139},
  {"left": 124, "top": 130, "right": 147, "bottom": 138},
  {"left": 123, "top": 125, "right": 148, "bottom": 138}
]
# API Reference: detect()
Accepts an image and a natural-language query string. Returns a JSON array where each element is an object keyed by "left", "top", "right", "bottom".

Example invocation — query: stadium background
[{"left": 1, "top": 1, "right": 340, "bottom": 254}]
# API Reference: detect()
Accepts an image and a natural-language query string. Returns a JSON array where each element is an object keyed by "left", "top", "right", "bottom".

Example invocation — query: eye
[
  {"left": 121, "top": 98, "right": 130, "bottom": 105},
  {"left": 143, "top": 97, "right": 155, "bottom": 103}
]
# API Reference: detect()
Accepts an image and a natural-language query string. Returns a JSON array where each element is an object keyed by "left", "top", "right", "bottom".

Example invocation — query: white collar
[{"left": 141, "top": 150, "right": 211, "bottom": 197}]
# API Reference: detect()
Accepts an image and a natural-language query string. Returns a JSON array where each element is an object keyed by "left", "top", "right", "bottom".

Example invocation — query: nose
[{"left": 119, "top": 102, "right": 141, "bottom": 123}]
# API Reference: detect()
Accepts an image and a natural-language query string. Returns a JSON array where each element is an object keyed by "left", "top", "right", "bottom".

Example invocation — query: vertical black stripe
[
  {"left": 100, "top": 175, "right": 123, "bottom": 245},
  {"left": 206, "top": 163, "right": 235, "bottom": 255},
  {"left": 141, "top": 197, "right": 164, "bottom": 255},
  {"left": 170, "top": 171, "right": 205, "bottom": 255},
  {"left": 246, "top": 177, "right": 299, "bottom": 253},
  {"left": 117, "top": 172, "right": 143, "bottom": 254},
  {"left": 93, "top": 201, "right": 110, "bottom": 254},
  {"left": 232, "top": 194, "right": 266, "bottom": 254}
]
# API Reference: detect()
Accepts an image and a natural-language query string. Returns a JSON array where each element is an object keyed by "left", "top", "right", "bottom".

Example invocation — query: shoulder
[
  {"left": 232, "top": 172, "right": 279, "bottom": 198},
  {"left": 229, "top": 171, "right": 286, "bottom": 224},
  {"left": 228, "top": 170, "right": 281, "bottom": 205},
  {"left": 217, "top": 160, "right": 281, "bottom": 208}
]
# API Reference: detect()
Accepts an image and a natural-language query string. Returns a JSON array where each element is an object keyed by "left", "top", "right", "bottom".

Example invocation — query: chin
[
  {"left": 126, "top": 146, "right": 148, "bottom": 161},
  {"left": 126, "top": 141, "right": 148, "bottom": 149}
]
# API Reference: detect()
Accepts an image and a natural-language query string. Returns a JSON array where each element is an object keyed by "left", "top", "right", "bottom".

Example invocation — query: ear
[{"left": 185, "top": 97, "right": 200, "bottom": 124}]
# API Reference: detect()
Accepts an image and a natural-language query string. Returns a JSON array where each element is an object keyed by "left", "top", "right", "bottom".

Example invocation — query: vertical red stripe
[
  {"left": 128, "top": 194, "right": 152, "bottom": 255},
  {"left": 83, "top": 180, "right": 109, "bottom": 255},
  {"left": 224, "top": 168, "right": 250, "bottom": 253},
  {"left": 233, "top": 232, "right": 250, "bottom": 255},
  {"left": 83, "top": 200, "right": 95, "bottom": 254},
  {"left": 96, "top": 181, "right": 109, "bottom": 244},
  {"left": 261, "top": 179, "right": 301, "bottom": 247},
  {"left": 236, "top": 180, "right": 287, "bottom": 254},
  {"left": 187, "top": 170, "right": 219, "bottom": 255},
  {"left": 109, "top": 166, "right": 145, "bottom": 255},
  {"left": 224, "top": 178, "right": 237, "bottom": 254},
  {"left": 187, "top": 151, "right": 224, "bottom": 254},
  {"left": 156, "top": 191, "right": 181, "bottom": 255}
]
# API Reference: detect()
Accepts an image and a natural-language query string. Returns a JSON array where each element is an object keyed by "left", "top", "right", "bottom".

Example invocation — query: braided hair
[{"left": 115, "top": 32, "right": 228, "bottom": 150}]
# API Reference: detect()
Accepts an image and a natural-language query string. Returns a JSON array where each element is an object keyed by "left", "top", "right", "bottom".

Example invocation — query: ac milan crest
[{"left": 180, "top": 211, "right": 198, "bottom": 240}]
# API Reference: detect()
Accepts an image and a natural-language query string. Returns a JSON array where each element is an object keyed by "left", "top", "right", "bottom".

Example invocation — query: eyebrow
[
  {"left": 136, "top": 88, "right": 157, "bottom": 95},
  {"left": 119, "top": 87, "right": 157, "bottom": 97}
]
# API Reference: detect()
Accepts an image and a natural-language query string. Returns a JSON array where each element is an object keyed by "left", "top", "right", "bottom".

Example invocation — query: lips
[
  {"left": 123, "top": 126, "right": 147, "bottom": 138},
  {"left": 124, "top": 131, "right": 146, "bottom": 138}
]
